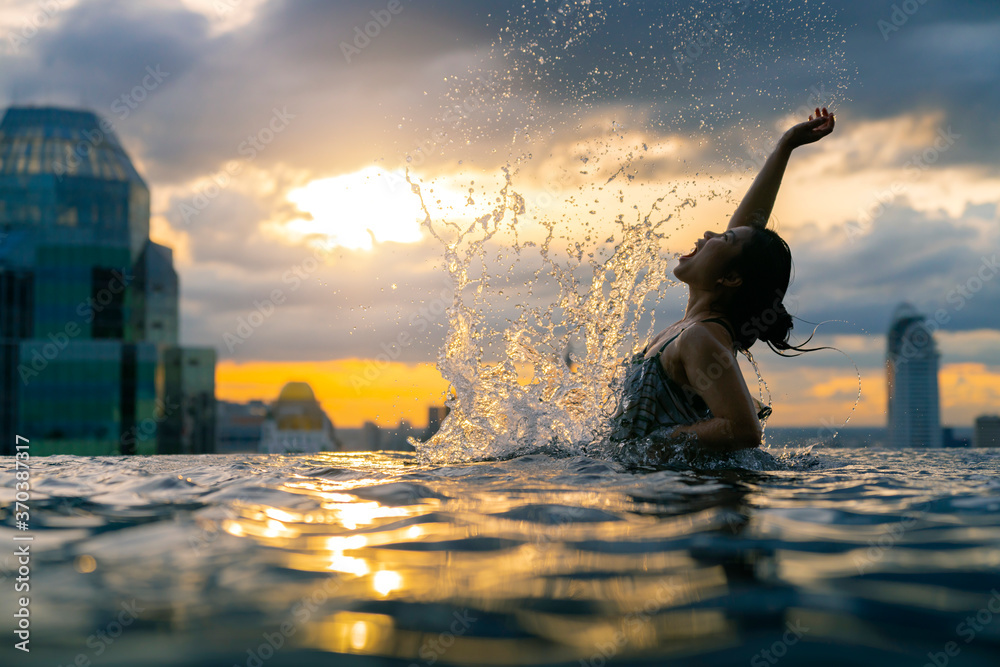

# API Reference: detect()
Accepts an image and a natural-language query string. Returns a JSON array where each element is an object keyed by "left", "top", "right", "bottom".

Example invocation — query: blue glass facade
[
  {"left": 135, "top": 242, "right": 179, "bottom": 346},
  {"left": 0, "top": 105, "right": 212, "bottom": 456},
  {"left": 887, "top": 303, "right": 941, "bottom": 448},
  {"left": 15, "top": 341, "right": 158, "bottom": 455},
  {"left": 0, "top": 106, "right": 148, "bottom": 262},
  {"left": 160, "top": 347, "right": 217, "bottom": 454}
]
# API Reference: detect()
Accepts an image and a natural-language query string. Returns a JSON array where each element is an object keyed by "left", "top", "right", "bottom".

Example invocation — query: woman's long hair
[{"left": 725, "top": 227, "right": 819, "bottom": 355}]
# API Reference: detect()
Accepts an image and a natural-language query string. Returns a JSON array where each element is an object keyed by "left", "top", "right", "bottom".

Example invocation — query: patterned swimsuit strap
[{"left": 653, "top": 316, "right": 736, "bottom": 358}]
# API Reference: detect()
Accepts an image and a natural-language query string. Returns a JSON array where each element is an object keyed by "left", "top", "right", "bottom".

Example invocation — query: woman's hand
[
  {"left": 727, "top": 106, "right": 836, "bottom": 231},
  {"left": 780, "top": 107, "right": 835, "bottom": 150}
]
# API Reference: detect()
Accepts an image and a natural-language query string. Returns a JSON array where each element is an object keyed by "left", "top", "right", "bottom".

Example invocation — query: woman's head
[
  {"left": 673, "top": 227, "right": 754, "bottom": 286},
  {"left": 673, "top": 226, "right": 796, "bottom": 352}
]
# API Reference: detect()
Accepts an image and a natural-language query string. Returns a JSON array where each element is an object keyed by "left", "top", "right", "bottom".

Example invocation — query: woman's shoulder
[
  {"left": 675, "top": 320, "right": 735, "bottom": 355},
  {"left": 644, "top": 321, "right": 685, "bottom": 357}
]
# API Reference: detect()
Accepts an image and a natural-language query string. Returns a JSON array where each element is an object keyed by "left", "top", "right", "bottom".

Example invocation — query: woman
[{"left": 610, "top": 108, "right": 835, "bottom": 456}]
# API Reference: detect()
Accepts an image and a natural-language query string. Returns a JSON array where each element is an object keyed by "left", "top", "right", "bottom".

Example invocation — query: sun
[{"left": 286, "top": 167, "right": 425, "bottom": 250}]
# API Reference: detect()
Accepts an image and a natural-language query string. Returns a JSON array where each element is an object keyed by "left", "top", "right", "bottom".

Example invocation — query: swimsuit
[{"left": 609, "top": 317, "right": 770, "bottom": 443}]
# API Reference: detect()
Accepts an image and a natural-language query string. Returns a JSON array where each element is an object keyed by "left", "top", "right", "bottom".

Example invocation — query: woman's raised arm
[{"left": 727, "top": 107, "right": 835, "bottom": 231}]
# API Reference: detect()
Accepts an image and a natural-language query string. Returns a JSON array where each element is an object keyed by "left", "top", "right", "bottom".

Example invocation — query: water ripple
[{"left": 2, "top": 449, "right": 999, "bottom": 666}]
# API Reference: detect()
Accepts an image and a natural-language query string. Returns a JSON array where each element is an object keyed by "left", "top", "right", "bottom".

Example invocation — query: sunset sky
[{"left": 3, "top": 0, "right": 997, "bottom": 429}]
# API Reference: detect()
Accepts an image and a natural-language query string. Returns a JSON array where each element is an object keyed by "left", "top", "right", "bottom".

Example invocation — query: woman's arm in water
[
  {"left": 660, "top": 325, "right": 762, "bottom": 453},
  {"left": 727, "top": 107, "right": 835, "bottom": 231}
]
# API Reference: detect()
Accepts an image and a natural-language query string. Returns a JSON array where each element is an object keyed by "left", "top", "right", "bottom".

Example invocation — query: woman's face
[{"left": 672, "top": 227, "right": 753, "bottom": 287}]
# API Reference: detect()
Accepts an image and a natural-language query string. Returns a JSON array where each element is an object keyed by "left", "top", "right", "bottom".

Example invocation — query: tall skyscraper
[
  {"left": 886, "top": 303, "right": 941, "bottom": 448},
  {"left": 0, "top": 105, "right": 215, "bottom": 455},
  {"left": 425, "top": 405, "right": 449, "bottom": 439},
  {"left": 159, "top": 347, "right": 217, "bottom": 455}
]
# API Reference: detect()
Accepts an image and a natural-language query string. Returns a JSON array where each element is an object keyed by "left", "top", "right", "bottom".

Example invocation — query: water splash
[
  {"left": 398, "top": 1, "right": 853, "bottom": 465},
  {"left": 408, "top": 165, "right": 692, "bottom": 463}
]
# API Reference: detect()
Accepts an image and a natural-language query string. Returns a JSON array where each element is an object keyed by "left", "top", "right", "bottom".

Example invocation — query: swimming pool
[{"left": 2, "top": 447, "right": 999, "bottom": 666}]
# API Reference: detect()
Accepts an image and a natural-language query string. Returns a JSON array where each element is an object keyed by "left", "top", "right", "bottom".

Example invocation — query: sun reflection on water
[
  {"left": 373, "top": 570, "right": 403, "bottom": 597},
  {"left": 329, "top": 501, "right": 410, "bottom": 530},
  {"left": 14, "top": 449, "right": 1000, "bottom": 664}
]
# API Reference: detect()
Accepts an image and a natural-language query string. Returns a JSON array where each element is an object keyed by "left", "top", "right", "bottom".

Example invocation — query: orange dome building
[{"left": 259, "top": 381, "right": 340, "bottom": 453}]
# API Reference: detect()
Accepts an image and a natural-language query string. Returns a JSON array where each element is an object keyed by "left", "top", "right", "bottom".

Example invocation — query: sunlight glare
[
  {"left": 287, "top": 167, "right": 424, "bottom": 250},
  {"left": 373, "top": 570, "right": 403, "bottom": 597},
  {"left": 349, "top": 620, "right": 369, "bottom": 650}
]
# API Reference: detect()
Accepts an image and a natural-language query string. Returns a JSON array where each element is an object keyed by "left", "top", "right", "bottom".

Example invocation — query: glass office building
[
  {"left": 0, "top": 106, "right": 149, "bottom": 262},
  {"left": 886, "top": 303, "right": 942, "bottom": 448},
  {"left": 0, "top": 105, "right": 213, "bottom": 455},
  {"left": 159, "top": 347, "right": 217, "bottom": 455},
  {"left": 135, "top": 241, "right": 179, "bottom": 347}
]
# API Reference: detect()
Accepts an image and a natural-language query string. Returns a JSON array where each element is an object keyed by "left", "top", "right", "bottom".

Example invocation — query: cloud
[
  {"left": 784, "top": 202, "right": 1000, "bottom": 333},
  {"left": 4, "top": 0, "right": 208, "bottom": 112}
]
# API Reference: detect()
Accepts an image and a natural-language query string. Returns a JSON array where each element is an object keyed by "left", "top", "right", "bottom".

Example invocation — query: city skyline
[{"left": 1, "top": 1, "right": 998, "bottom": 431}]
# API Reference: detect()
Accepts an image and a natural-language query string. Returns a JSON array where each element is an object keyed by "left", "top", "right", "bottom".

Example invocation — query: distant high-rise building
[
  {"left": 216, "top": 400, "right": 268, "bottom": 453},
  {"left": 361, "top": 421, "right": 381, "bottom": 451},
  {"left": 159, "top": 347, "right": 217, "bottom": 454},
  {"left": 941, "top": 427, "right": 970, "bottom": 448},
  {"left": 886, "top": 303, "right": 941, "bottom": 448},
  {"left": 259, "top": 382, "right": 339, "bottom": 453},
  {"left": 973, "top": 415, "right": 1000, "bottom": 448},
  {"left": 0, "top": 105, "right": 215, "bottom": 455},
  {"left": 425, "top": 405, "right": 449, "bottom": 439},
  {"left": 135, "top": 241, "right": 179, "bottom": 347},
  {"left": 382, "top": 419, "right": 417, "bottom": 451}
]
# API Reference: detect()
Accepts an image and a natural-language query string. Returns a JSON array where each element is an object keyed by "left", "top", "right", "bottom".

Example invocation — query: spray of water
[
  {"left": 399, "top": 1, "right": 852, "bottom": 465},
  {"left": 408, "top": 164, "right": 697, "bottom": 463}
]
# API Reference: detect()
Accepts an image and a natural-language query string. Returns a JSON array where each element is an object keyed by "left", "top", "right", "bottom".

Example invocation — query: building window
[{"left": 91, "top": 267, "right": 125, "bottom": 339}]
